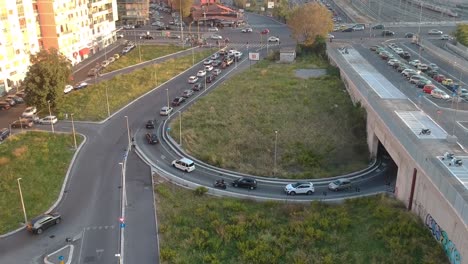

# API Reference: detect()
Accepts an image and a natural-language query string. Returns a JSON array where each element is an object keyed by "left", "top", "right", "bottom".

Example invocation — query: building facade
[
  {"left": 0, "top": 0, "right": 40, "bottom": 95},
  {"left": 117, "top": 0, "right": 149, "bottom": 26}
]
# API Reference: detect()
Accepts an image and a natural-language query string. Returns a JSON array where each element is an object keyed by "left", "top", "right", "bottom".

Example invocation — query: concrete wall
[{"left": 327, "top": 46, "right": 468, "bottom": 264}]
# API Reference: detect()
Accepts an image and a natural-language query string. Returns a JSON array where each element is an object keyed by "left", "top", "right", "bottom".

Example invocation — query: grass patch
[
  {"left": 155, "top": 181, "right": 448, "bottom": 264},
  {"left": 102, "top": 45, "right": 186, "bottom": 73},
  {"left": 0, "top": 132, "right": 83, "bottom": 234},
  {"left": 59, "top": 49, "right": 214, "bottom": 121},
  {"left": 169, "top": 54, "right": 369, "bottom": 178}
]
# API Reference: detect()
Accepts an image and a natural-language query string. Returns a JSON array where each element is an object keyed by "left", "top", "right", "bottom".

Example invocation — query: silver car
[
  {"left": 328, "top": 178, "right": 352, "bottom": 191},
  {"left": 284, "top": 182, "right": 315, "bottom": 195}
]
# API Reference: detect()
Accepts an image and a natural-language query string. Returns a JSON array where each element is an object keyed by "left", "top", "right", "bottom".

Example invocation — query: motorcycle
[
  {"left": 419, "top": 128, "right": 431, "bottom": 135},
  {"left": 213, "top": 179, "right": 227, "bottom": 189}
]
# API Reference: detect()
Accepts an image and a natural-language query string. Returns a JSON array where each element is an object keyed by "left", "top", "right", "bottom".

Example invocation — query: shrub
[
  {"left": 160, "top": 248, "right": 177, "bottom": 261},
  {"left": 194, "top": 186, "right": 208, "bottom": 196}
]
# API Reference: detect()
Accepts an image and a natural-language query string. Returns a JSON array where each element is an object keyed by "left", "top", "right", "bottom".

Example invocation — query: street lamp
[
  {"left": 105, "top": 85, "right": 110, "bottom": 117},
  {"left": 17, "top": 178, "right": 28, "bottom": 225},
  {"left": 178, "top": 111, "right": 182, "bottom": 146},
  {"left": 273, "top": 130, "right": 278, "bottom": 177},
  {"left": 47, "top": 100, "right": 55, "bottom": 133},
  {"left": 71, "top": 113, "right": 77, "bottom": 149},
  {"left": 166, "top": 88, "right": 170, "bottom": 108},
  {"left": 119, "top": 162, "right": 127, "bottom": 207},
  {"left": 124, "top": 116, "right": 131, "bottom": 149}
]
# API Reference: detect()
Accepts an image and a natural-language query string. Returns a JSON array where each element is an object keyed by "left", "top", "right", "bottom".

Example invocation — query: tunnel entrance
[{"left": 377, "top": 141, "right": 398, "bottom": 189}]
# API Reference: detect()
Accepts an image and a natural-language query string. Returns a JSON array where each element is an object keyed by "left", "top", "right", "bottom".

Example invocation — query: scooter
[
  {"left": 419, "top": 128, "right": 431, "bottom": 135},
  {"left": 213, "top": 179, "right": 227, "bottom": 189}
]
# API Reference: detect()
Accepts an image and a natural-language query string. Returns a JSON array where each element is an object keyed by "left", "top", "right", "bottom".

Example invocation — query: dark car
[
  {"left": 427, "top": 70, "right": 439, "bottom": 78},
  {"left": 0, "top": 101, "right": 11, "bottom": 110},
  {"left": 342, "top": 27, "right": 354, "bottom": 32},
  {"left": 206, "top": 74, "right": 215, "bottom": 83},
  {"left": 416, "top": 80, "right": 431, "bottom": 88},
  {"left": 382, "top": 30, "right": 395, "bottom": 36},
  {"left": 140, "top": 35, "right": 154, "bottom": 40},
  {"left": 7, "top": 95, "right": 24, "bottom": 104},
  {"left": 146, "top": 120, "right": 156, "bottom": 129},
  {"left": 0, "top": 128, "right": 10, "bottom": 141},
  {"left": 397, "top": 64, "right": 409, "bottom": 73},
  {"left": 145, "top": 133, "right": 159, "bottom": 144},
  {"left": 401, "top": 52, "right": 411, "bottom": 60},
  {"left": 4, "top": 98, "right": 15, "bottom": 106},
  {"left": 232, "top": 177, "right": 257, "bottom": 190},
  {"left": 11, "top": 119, "right": 33, "bottom": 128},
  {"left": 27, "top": 213, "right": 61, "bottom": 234},
  {"left": 192, "top": 82, "right": 204, "bottom": 91},
  {"left": 211, "top": 60, "right": 222, "bottom": 67},
  {"left": 372, "top": 24, "right": 385, "bottom": 30},
  {"left": 171, "top": 97, "right": 186, "bottom": 107},
  {"left": 328, "top": 178, "right": 352, "bottom": 191},
  {"left": 404, "top": 32, "right": 414, "bottom": 38}
]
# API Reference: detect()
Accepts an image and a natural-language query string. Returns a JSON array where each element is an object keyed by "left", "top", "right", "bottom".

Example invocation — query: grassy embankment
[
  {"left": 0, "top": 132, "right": 83, "bottom": 234},
  {"left": 59, "top": 49, "right": 214, "bottom": 121},
  {"left": 169, "top": 54, "right": 369, "bottom": 178},
  {"left": 156, "top": 182, "right": 447, "bottom": 264}
]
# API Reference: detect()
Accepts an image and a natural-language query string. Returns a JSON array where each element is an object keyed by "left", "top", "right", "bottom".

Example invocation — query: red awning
[{"left": 79, "top": 48, "right": 90, "bottom": 56}]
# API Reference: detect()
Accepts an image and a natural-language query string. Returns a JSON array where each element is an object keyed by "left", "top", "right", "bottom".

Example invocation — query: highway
[{"left": 0, "top": 8, "right": 463, "bottom": 264}]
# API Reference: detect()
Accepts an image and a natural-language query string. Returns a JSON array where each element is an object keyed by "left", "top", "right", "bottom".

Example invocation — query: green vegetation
[
  {"left": 0, "top": 132, "right": 82, "bottom": 234},
  {"left": 454, "top": 24, "right": 468, "bottom": 46},
  {"left": 169, "top": 54, "right": 369, "bottom": 178},
  {"left": 58, "top": 49, "right": 214, "bottom": 121},
  {"left": 102, "top": 45, "right": 186, "bottom": 73},
  {"left": 155, "top": 182, "right": 447, "bottom": 264}
]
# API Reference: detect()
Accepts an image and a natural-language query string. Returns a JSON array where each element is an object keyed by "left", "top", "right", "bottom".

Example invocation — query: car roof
[{"left": 179, "top": 157, "right": 194, "bottom": 164}]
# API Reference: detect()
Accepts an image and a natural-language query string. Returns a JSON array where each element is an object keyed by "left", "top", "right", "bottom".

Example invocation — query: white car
[
  {"left": 101, "top": 60, "right": 110, "bottom": 68},
  {"left": 327, "top": 33, "right": 335, "bottom": 39},
  {"left": 213, "top": 69, "right": 222, "bottom": 76},
  {"left": 197, "top": 70, "right": 206, "bottom": 77},
  {"left": 284, "top": 182, "right": 315, "bottom": 195},
  {"left": 172, "top": 158, "right": 195, "bottom": 172},
  {"left": 387, "top": 59, "right": 399, "bottom": 66},
  {"left": 409, "top": 60, "right": 421, "bottom": 66},
  {"left": 428, "top": 29, "right": 443, "bottom": 35},
  {"left": 205, "top": 65, "right": 214, "bottom": 72},
  {"left": 210, "top": 53, "right": 220, "bottom": 60},
  {"left": 417, "top": 64, "right": 428, "bottom": 71},
  {"left": 431, "top": 89, "right": 450, "bottom": 99},
  {"left": 38, "top": 115, "right": 58, "bottom": 125},
  {"left": 268, "top": 36, "right": 280, "bottom": 42},
  {"left": 210, "top": 34, "right": 222, "bottom": 40},
  {"left": 22, "top": 106, "right": 37, "bottom": 117},
  {"left": 188, "top": 76, "right": 198, "bottom": 83},
  {"left": 208, "top": 27, "right": 218, "bottom": 32},
  {"left": 241, "top": 28, "right": 253, "bottom": 33},
  {"left": 160, "top": 106, "right": 173, "bottom": 116},
  {"left": 203, "top": 59, "right": 213, "bottom": 65},
  {"left": 64, "top": 85, "right": 74, "bottom": 94},
  {"left": 440, "top": 34, "right": 451, "bottom": 40},
  {"left": 228, "top": 49, "right": 238, "bottom": 56}
]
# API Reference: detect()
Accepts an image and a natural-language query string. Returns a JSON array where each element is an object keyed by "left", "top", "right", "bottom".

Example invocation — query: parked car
[
  {"left": 160, "top": 106, "right": 173, "bottom": 116},
  {"left": 353, "top": 25, "right": 365, "bottom": 31},
  {"left": 416, "top": 79, "right": 432, "bottom": 88},
  {"left": 208, "top": 27, "right": 219, "bottom": 32},
  {"left": 440, "top": 34, "right": 451, "bottom": 40},
  {"left": 431, "top": 89, "right": 450, "bottom": 99},
  {"left": 433, "top": 74, "right": 446, "bottom": 83},
  {"left": 328, "top": 178, "right": 352, "bottom": 191},
  {"left": 206, "top": 74, "right": 215, "bottom": 83},
  {"left": 172, "top": 157, "right": 195, "bottom": 172},
  {"left": 203, "top": 59, "right": 213, "bottom": 65},
  {"left": 232, "top": 177, "right": 257, "bottom": 190},
  {"left": 74, "top": 82, "right": 88, "bottom": 90},
  {"left": 402, "top": 69, "right": 418, "bottom": 78},
  {"left": 38, "top": 115, "right": 58, "bottom": 125},
  {"left": 428, "top": 63, "right": 439, "bottom": 71},
  {"left": 428, "top": 29, "right": 443, "bottom": 35},
  {"left": 22, "top": 106, "right": 37, "bottom": 117},
  {"left": 11, "top": 118, "right": 33, "bottom": 128},
  {"left": 417, "top": 63, "right": 429, "bottom": 71},
  {"left": 423, "top": 84, "right": 436, "bottom": 94},
  {"left": 372, "top": 24, "right": 385, "bottom": 29},
  {"left": 188, "top": 76, "right": 199, "bottom": 84},
  {"left": 409, "top": 75, "right": 426, "bottom": 84},
  {"left": 146, "top": 120, "right": 156, "bottom": 129},
  {"left": 182, "top": 89, "right": 194, "bottom": 98},
  {"left": 210, "top": 34, "right": 222, "bottom": 40},
  {"left": 442, "top": 79, "right": 454, "bottom": 86},
  {"left": 404, "top": 32, "right": 414, "bottom": 38},
  {"left": 5, "top": 98, "right": 16, "bottom": 106},
  {"left": 192, "top": 82, "right": 204, "bottom": 91},
  {"left": 0, "top": 101, "right": 11, "bottom": 110},
  {"left": 342, "top": 27, "right": 354, "bottom": 32},
  {"left": 409, "top": 59, "right": 421, "bottom": 66},
  {"left": 268, "top": 36, "right": 280, "bottom": 42},
  {"left": 87, "top": 68, "right": 100, "bottom": 77},
  {"left": 382, "top": 30, "right": 395, "bottom": 36},
  {"left": 284, "top": 182, "right": 315, "bottom": 195},
  {"left": 145, "top": 133, "right": 159, "bottom": 144},
  {"left": 211, "top": 53, "right": 220, "bottom": 60},
  {"left": 64, "top": 85, "right": 74, "bottom": 94},
  {"left": 213, "top": 69, "right": 222, "bottom": 76},
  {"left": 197, "top": 70, "right": 207, "bottom": 77},
  {"left": 6, "top": 95, "right": 24, "bottom": 104},
  {"left": 171, "top": 97, "right": 186, "bottom": 106},
  {"left": 261, "top": 29, "right": 270, "bottom": 34},
  {"left": 401, "top": 52, "right": 411, "bottom": 60},
  {"left": 426, "top": 70, "right": 439, "bottom": 78},
  {"left": 241, "top": 27, "right": 253, "bottom": 33},
  {"left": 27, "top": 213, "right": 61, "bottom": 234},
  {"left": 0, "top": 128, "right": 10, "bottom": 141}
]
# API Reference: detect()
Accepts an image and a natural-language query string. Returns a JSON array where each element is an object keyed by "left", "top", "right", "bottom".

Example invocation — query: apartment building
[
  {"left": 35, "top": 0, "right": 118, "bottom": 66},
  {"left": 117, "top": 0, "right": 149, "bottom": 26},
  {"left": 0, "top": 0, "right": 40, "bottom": 94}
]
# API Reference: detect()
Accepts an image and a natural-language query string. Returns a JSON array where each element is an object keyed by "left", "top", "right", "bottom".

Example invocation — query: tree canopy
[
  {"left": 287, "top": 3, "right": 333, "bottom": 46},
  {"left": 170, "top": 0, "right": 192, "bottom": 18},
  {"left": 22, "top": 48, "right": 72, "bottom": 110}
]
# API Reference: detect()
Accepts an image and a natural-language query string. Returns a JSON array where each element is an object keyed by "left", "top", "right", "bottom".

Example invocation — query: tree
[
  {"left": 272, "top": 0, "right": 291, "bottom": 23},
  {"left": 170, "top": 0, "right": 192, "bottom": 18},
  {"left": 287, "top": 3, "right": 333, "bottom": 46},
  {"left": 22, "top": 48, "right": 72, "bottom": 110},
  {"left": 233, "top": 0, "right": 247, "bottom": 8}
]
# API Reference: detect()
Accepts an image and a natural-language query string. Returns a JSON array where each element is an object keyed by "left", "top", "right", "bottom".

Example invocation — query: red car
[
  {"left": 433, "top": 74, "right": 446, "bottom": 83},
  {"left": 261, "top": 29, "right": 270, "bottom": 35},
  {"left": 423, "top": 84, "right": 436, "bottom": 94}
]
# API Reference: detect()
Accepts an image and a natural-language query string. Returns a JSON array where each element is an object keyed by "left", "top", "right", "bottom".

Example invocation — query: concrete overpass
[{"left": 327, "top": 45, "right": 467, "bottom": 264}]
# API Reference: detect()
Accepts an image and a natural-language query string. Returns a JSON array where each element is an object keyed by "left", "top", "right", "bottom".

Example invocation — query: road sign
[
  {"left": 120, "top": 223, "right": 126, "bottom": 228},
  {"left": 167, "top": 127, "right": 171, "bottom": 131},
  {"left": 58, "top": 256, "right": 64, "bottom": 260}
]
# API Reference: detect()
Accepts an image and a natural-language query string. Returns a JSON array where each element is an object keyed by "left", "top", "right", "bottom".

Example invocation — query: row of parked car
[
  {"left": 371, "top": 43, "right": 464, "bottom": 100},
  {"left": 86, "top": 41, "right": 136, "bottom": 78}
]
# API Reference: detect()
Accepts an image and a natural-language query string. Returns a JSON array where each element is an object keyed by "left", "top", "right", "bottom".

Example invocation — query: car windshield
[
  {"left": 291, "top": 182, "right": 303, "bottom": 188},
  {"left": 333, "top": 180, "right": 341, "bottom": 185}
]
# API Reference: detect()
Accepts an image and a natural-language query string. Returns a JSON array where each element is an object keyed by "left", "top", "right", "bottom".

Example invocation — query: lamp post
[
  {"left": 119, "top": 162, "right": 127, "bottom": 207},
  {"left": 17, "top": 178, "right": 27, "bottom": 225},
  {"left": 179, "top": 0, "right": 184, "bottom": 48},
  {"left": 47, "top": 100, "right": 55, "bottom": 133},
  {"left": 204, "top": 74, "right": 207, "bottom": 90},
  {"left": 105, "top": 85, "right": 110, "bottom": 117},
  {"left": 166, "top": 88, "right": 169, "bottom": 108},
  {"left": 273, "top": 130, "right": 278, "bottom": 177},
  {"left": 178, "top": 111, "right": 182, "bottom": 146},
  {"left": 71, "top": 113, "right": 77, "bottom": 149},
  {"left": 417, "top": 4, "right": 423, "bottom": 60},
  {"left": 124, "top": 116, "right": 131, "bottom": 149}
]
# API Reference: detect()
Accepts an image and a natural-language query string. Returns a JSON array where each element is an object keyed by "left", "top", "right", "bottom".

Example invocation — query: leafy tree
[
  {"left": 233, "top": 0, "right": 247, "bottom": 8},
  {"left": 22, "top": 48, "right": 72, "bottom": 110},
  {"left": 454, "top": 24, "right": 468, "bottom": 46},
  {"left": 287, "top": 3, "right": 333, "bottom": 46},
  {"left": 272, "top": 0, "right": 291, "bottom": 22},
  {"left": 170, "top": 0, "right": 192, "bottom": 18}
]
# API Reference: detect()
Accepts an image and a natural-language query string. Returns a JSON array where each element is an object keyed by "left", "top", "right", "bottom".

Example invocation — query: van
[{"left": 172, "top": 158, "right": 195, "bottom": 172}]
